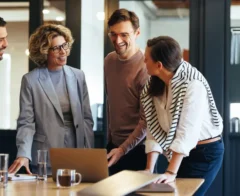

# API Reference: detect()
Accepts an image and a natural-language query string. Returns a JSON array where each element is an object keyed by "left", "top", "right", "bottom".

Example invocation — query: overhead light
[
  {"left": 56, "top": 16, "right": 64, "bottom": 21},
  {"left": 96, "top": 12, "right": 105, "bottom": 21},
  {"left": 42, "top": 9, "right": 50, "bottom": 14},
  {"left": 25, "top": 49, "right": 29, "bottom": 56}
]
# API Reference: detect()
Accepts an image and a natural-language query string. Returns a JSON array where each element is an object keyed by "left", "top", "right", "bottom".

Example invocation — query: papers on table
[{"left": 8, "top": 174, "right": 37, "bottom": 181}]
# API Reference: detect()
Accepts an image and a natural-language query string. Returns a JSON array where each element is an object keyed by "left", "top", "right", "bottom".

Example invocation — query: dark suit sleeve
[
  {"left": 80, "top": 71, "right": 94, "bottom": 148},
  {"left": 16, "top": 75, "right": 35, "bottom": 161}
]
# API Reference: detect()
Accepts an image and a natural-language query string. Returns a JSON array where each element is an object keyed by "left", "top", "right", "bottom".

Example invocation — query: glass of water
[
  {"left": 37, "top": 150, "right": 48, "bottom": 181},
  {"left": 0, "top": 154, "right": 8, "bottom": 188}
]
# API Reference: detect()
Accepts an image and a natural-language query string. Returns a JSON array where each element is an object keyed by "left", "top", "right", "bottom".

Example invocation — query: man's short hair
[
  {"left": 108, "top": 9, "right": 139, "bottom": 31},
  {"left": 0, "top": 17, "right": 7, "bottom": 27}
]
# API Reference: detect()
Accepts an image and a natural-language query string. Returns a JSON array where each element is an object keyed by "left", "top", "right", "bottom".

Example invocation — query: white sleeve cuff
[
  {"left": 145, "top": 140, "right": 163, "bottom": 154},
  {"left": 170, "top": 140, "right": 194, "bottom": 157}
]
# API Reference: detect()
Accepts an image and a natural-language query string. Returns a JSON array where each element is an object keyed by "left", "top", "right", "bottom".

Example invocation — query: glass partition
[
  {"left": 43, "top": 0, "right": 65, "bottom": 25},
  {"left": 119, "top": 0, "right": 189, "bottom": 60},
  {"left": 229, "top": 1, "right": 240, "bottom": 135},
  {"left": 81, "top": 0, "right": 105, "bottom": 131}
]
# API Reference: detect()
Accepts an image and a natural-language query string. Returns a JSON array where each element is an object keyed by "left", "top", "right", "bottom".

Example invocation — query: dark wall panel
[
  {"left": 29, "top": 0, "right": 43, "bottom": 71},
  {"left": 65, "top": 0, "right": 81, "bottom": 69},
  {"left": 190, "top": 0, "right": 230, "bottom": 195}
]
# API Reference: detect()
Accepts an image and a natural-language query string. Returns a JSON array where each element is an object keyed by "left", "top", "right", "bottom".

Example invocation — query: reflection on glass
[
  {"left": 230, "top": 1, "right": 240, "bottom": 65},
  {"left": 43, "top": 0, "right": 65, "bottom": 24},
  {"left": 81, "top": 0, "right": 104, "bottom": 131},
  {"left": 230, "top": 103, "right": 240, "bottom": 119},
  {"left": 230, "top": 103, "right": 240, "bottom": 133}
]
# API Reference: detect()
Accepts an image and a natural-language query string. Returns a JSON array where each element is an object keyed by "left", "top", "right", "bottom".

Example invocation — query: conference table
[{"left": 0, "top": 178, "right": 204, "bottom": 196}]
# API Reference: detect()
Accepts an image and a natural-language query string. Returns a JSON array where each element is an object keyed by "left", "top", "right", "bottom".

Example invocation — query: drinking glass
[
  {"left": 0, "top": 154, "right": 8, "bottom": 188},
  {"left": 37, "top": 150, "right": 48, "bottom": 181}
]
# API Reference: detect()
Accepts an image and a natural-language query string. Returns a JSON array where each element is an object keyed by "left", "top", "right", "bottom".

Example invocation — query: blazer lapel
[
  {"left": 38, "top": 68, "right": 64, "bottom": 123},
  {"left": 63, "top": 66, "right": 82, "bottom": 125}
]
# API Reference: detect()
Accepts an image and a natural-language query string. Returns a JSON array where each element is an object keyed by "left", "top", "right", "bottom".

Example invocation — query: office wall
[
  {"left": 120, "top": 1, "right": 189, "bottom": 51},
  {"left": 81, "top": 0, "right": 105, "bottom": 130},
  {"left": 119, "top": 1, "right": 151, "bottom": 50},
  {"left": 150, "top": 18, "right": 189, "bottom": 50},
  {"left": 4, "top": 5, "right": 240, "bottom": 130},
  {"left": 81, "top": 0, "right": 104, "bottom": 107}
]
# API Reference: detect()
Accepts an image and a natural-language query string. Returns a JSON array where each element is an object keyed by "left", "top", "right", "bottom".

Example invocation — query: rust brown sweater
[{"left": 104, "top": 50, "right": 149, "bottom": 154}]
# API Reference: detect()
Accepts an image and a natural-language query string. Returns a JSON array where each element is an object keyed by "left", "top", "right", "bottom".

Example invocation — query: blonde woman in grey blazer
[{"left": 9, "top": 24, "right": 94, "bottom": 174}]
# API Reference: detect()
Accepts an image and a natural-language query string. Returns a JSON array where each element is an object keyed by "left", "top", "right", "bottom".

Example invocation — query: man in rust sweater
[{"left": 105, "top": 9, "right": 149, "bottom": 175}]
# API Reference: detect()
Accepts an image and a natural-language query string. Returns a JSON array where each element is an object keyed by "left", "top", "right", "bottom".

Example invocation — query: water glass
[
  {"left": 56, "top": 169, "right": 81, "bottom": 188},
  {"left": 0, "top": 154, "right": 8, "bottom": 188},
  {"left": 37, "top": 150, "right": 47, "bottom": 181}
]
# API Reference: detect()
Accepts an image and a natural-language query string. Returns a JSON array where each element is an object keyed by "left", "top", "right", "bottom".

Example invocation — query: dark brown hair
[
  {"left": 108, "top": 9, "right": 139, "bottom": 31},
  {"left": 0, "top": 17, "right": 6, "bottom": 27},
  {"left": 147, "top": 36, "right": 182, "bottom": 96}
]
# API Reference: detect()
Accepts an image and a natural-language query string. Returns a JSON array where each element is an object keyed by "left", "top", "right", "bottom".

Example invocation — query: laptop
[
  {"left": 49, "top": 148, "right": 109, "bottom": 182},
  {"left": 136, "top": 182, "right": 175, "bottom": 193},
  {"left": 77, "top": 170, "right": 162, "bottom": 196}
]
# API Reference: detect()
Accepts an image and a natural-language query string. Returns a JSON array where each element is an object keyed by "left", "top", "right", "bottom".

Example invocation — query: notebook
[
  {"left": 49, "top": 148, "right": 109, "bottom": 182},
  {"left": 136, "top": 182, "right": 175, "bottom": 193},
  {"left": 77, "top": 170, "right": 162, "bottom": 196}
]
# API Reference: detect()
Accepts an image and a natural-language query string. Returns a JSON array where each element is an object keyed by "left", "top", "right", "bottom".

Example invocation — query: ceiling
[
  {"left": 152, "top": 0, "right": 240, "bottom": 9},
  {"left": 152, "top": 0, "right": 189, "bottom": 9},
  {"left": 0, "top": 1, "right": 65, "bottom": 22},
  {"left": 1, "top": 0, "right": 240, "bottom": 21},
  {"left": 145, "top": 0, "right": 240, "bottom": 18}
]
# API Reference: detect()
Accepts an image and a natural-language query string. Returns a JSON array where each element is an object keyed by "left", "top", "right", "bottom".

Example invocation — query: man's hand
[
  {"left": 107, "top": 147, "right": 124, "bottom": 167},
  {"left": 8, "top": 157, "right": 32, "bottom": 174},
  {"left": 154, "top": 172, "right": 176, "bottom": 184}
]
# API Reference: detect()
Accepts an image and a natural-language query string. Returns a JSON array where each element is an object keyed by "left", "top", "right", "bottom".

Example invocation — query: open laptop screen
[{"left": 49, "top": 148, "right": 109, "bottom": 182}]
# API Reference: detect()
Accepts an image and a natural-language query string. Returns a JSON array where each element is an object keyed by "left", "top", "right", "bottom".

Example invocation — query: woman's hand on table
[
  {"left": 8, "top": 157, "right": 32, "bottom": 174},
  {"left": 138, "top": 169, "right": 176, "bottom": 184},
  {"left": 154, "top": 172, "right": 176, "bottom": 184}
]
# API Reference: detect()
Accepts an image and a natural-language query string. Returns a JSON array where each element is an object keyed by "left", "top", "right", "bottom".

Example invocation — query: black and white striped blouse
[{"left": 140, "top": 61, "right": 222, "bottom": 159}]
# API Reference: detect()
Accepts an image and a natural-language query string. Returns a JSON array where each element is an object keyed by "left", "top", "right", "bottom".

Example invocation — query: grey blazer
[{"left": 16, "top": 65, "right": 94, "bottom": 166}]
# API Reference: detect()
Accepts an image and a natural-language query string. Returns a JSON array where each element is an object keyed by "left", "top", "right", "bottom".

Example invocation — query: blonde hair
[{"left": 29, "top": 24, "right": 74, "bottom": 67}]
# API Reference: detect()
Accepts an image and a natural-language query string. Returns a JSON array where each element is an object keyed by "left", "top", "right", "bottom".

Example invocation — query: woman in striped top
[{"left": 142, "top": 36, "right": 224, "bottom": 196}]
